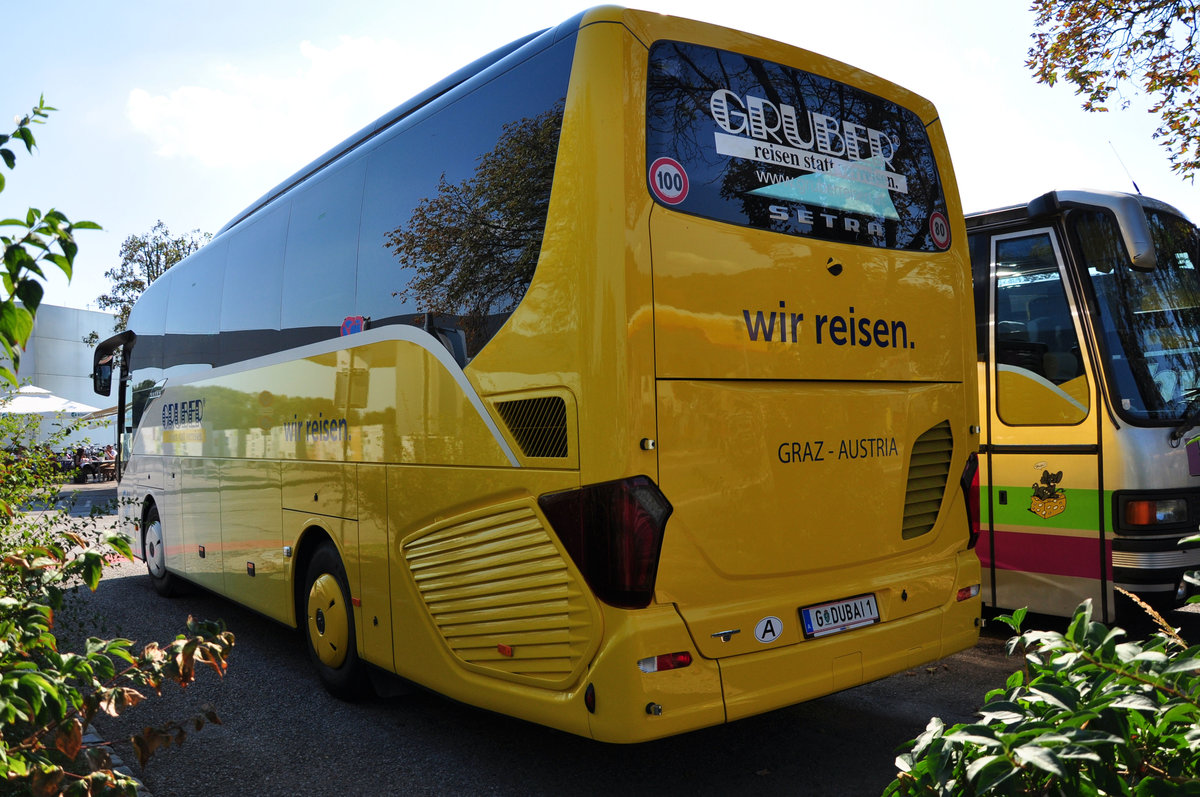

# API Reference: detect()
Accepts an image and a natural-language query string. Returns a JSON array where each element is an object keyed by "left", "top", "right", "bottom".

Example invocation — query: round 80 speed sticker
[
  {"left": 649, "top": 157, "right": 689, "bottom": 205},
  {"left": 929, "top": 211, "right": 951, "bottom": 249}
]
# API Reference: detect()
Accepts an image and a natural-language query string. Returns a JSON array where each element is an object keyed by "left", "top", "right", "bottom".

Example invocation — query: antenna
[{"left": 1109, "top": 140, "right": 1142, "bottom": 194}]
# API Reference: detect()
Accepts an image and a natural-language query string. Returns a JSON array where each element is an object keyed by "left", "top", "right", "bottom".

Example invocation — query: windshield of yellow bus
[{"left": 1076, "top": 206, "right": 1200, "bottom": 421}]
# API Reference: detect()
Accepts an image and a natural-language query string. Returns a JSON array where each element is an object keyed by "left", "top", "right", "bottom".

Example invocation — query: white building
[{"left": 12, "top": 304, "right": 117, "bottom": 407}]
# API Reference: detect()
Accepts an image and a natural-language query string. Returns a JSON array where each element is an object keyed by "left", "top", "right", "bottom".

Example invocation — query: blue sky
[{"left": 4, "top": 1, "right": 1195, "bottom": 312}]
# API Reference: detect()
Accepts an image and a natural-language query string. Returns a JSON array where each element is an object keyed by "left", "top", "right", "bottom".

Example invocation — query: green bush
[
  {"left": 0, "top": 409, "right": 235, "bottom": 795},
  {"left": 885, "top": 593, "right": 1200, "bottom": 796},
  {"left": 0, "top": 100, "right": 235, "bottom": 796}
]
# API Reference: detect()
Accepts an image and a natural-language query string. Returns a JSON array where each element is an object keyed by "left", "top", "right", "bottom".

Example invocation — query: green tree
[
  {"left": 1027, "top": 0, "right": 1200, "bottom": 179},
  {"left": 95, "top": 221, "right": 210, "bottom": 334},
  {"left": 1, "top": 98, "right": 98, "bottom": 384}
]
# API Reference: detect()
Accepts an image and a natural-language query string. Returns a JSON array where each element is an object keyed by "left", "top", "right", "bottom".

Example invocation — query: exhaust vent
[
  {"left": 902, "top": 420, "right": 953, "bottom": 540},
  {"left": 495, "top": 396, "right": 568, "bottom": 458}
]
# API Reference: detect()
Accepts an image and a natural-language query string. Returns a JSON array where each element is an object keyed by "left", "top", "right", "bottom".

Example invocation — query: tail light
[
  {"left": 538, "top": 475, "right": 673, "bottom": 609},
  {"left": 637, "top": 651, "right": 692, "bottom": 673},
  {"left": 959, "top": 452, "right": 980, "bottom": 549}
]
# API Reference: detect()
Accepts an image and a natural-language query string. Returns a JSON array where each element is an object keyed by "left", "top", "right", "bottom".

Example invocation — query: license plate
[{"left": 800, "top": 593, "right": 879, "bottom": 639}]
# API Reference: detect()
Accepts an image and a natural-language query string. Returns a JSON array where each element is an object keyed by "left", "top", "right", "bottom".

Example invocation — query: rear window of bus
[{"left": 645, "top": 40, "right": 950, "bottom": 252}]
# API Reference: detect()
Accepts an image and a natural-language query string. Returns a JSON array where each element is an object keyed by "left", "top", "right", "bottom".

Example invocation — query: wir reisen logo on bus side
[{"left": 741, "top": 302, "right": 915, "bottom": 350}]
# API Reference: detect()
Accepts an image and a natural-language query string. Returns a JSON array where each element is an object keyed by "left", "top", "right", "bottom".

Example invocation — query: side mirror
[
  {"left": 92, "top": 330, "right": 136, "bottom": 397},
  {"left": 93, "top": 360, "right": 113, "bottom": 397},
  {"left": 1029, "top": 190, "right": 1157, "bottom": 272}
]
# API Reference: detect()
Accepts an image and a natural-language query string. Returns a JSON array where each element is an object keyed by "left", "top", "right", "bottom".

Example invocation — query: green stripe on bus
[{"left": 979, "top": 485, "right": 1110, "bottom": 531}]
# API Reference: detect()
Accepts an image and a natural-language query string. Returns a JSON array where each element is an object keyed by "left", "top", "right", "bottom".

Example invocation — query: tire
[
  {"left": 143, "top": 505, "right": 178, "bottom": 597},
  {"left": 303, "top": 542, "right": 365, "bottom": 699}
]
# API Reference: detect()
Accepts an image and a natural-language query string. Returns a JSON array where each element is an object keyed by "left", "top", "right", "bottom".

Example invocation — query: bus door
[{"left": 982, "top": 227, "right": 1112, "bottom": 620}]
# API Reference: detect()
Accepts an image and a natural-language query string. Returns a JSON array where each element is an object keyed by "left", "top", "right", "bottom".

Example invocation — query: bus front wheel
[
  {"left": 303, "top": 542, "right": 365, "bottom": 698},
  {"left": 143, "top": 506, "right": 177, "bottom": 597}
]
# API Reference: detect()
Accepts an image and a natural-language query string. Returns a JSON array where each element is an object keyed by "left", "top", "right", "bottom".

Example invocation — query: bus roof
[{"left": 966, "top": 189, "right": 1191, "bottom": 230}]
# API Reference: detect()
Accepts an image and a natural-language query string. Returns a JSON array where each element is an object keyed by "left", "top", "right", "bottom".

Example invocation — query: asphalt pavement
[{"left": 25, "top": 478, "right": 119, "bottom": 518}]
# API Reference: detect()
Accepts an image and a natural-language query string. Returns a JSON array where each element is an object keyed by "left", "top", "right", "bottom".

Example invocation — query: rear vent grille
[
  {"left": 495, "top": 396, "right": 568, "bottom": 458},
  {"left": 902, "top": 420, "right": 953, "bottom": 539},
  {"left": 403, "top": 506, "right": 595, "bottom": 688}
]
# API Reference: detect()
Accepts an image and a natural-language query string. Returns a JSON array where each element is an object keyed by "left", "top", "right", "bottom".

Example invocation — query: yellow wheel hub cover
[{"left": 307, "top": 573, "right": 349, "bottom": 668}]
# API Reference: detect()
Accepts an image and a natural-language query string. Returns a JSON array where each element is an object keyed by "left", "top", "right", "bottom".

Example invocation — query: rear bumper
[
  {"left": 721, "top": 583, "right": 980, "bottom": 721},
  {"left": 584, "top": 551, "right": 981, "bottom": 742}
]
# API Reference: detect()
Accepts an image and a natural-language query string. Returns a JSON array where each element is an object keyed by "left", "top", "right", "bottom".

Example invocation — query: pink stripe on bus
[{"left": 976, "top": 528, "right": 1112, "bottom": 580}]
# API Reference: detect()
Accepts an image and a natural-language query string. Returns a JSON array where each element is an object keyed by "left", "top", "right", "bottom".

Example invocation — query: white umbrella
[
  {"left": 5, "top": 384, "right": 100, "bottom": 415},
  {"left": 2, "top": 385, "right": 106, "bottom": 447}
]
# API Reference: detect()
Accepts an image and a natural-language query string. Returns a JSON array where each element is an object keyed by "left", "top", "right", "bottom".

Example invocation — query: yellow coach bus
[
  {"left": 968, "top": 190, "right": 1200, "bottom": 621},
  {"left": 92, "top": 6, "right": 981, "bottom": 742}
]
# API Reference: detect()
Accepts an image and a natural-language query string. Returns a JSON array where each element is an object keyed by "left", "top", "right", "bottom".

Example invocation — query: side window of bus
[
  {"left": 220, "top": 202, "right": 288, "bottom": 362},
  {"left": 968, "top": 232, "right": 990, "bottom": 361},
  {"left": 281, "top": 161, "right": 365, "bottom": 336},
  {"left": 356, "top": 36, "right": 575, "bottom": 362},
  {"left": 126, "top": 269, "right": 171, "bottom": 430},
  {"left": 993, "top": 232, "right": 1089, "bottom": 425},
  {"left": 164, "top": 239, "right": 228, "bottom": 374},
  {"left": 130, "top": 378, "right": 165, "bottom": 432}
]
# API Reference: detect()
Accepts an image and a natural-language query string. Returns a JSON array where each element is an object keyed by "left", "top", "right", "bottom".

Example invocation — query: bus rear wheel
[
  {"left": 143, "top": 506, "right": 177, "bottom": 597},
  {"left": 303, "top": 542, "right": 365, "bottom": 699}
]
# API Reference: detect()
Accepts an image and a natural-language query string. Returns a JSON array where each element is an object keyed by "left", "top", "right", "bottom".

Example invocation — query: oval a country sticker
[{"left": 754, "top": 615, "right": 783, "bottom": 644}]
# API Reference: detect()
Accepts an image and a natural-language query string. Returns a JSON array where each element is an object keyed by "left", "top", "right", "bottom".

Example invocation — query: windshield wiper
[{"left": 1169, "top": 395, "right": 1200, "bottom": 445}]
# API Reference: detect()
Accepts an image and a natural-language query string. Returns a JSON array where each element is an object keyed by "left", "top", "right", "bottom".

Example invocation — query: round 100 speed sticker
[
  {"left": 929, "top": 211, "right": 951, "bottom": 249},
  {"left": 649, "top": 157, "right": 689, "bottom": 205}
]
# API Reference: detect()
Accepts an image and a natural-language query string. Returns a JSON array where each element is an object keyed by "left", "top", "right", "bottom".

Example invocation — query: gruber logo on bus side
[
  {"left": 161, "top": 398, "right": 205, "bottom": 444},
  {"left": 708, "top": 88, "right": 908, "bottom": 228},
  {"left": 708, "top": 89, "right": 902, "bottom": 179}
]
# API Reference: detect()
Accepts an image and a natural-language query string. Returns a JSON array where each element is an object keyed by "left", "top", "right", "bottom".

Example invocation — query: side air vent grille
[
  {"left": 403, "top": 505, "right": 596, "bottom": 688},
  {"left": 495, "top": 396, "right": 568, "bottom": 458},
  {"left": 902, "top": 420, "right": 953, "bottom": 540}
]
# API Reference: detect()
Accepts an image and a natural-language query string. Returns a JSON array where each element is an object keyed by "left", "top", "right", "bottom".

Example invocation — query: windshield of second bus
[{"left": 1075, "top": 207, "right": 1200, "bottom": 421}]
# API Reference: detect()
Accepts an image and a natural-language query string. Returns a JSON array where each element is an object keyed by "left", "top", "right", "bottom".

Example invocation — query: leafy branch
[
  {"left": 886, "top": 600, "right": 1200, "bottom": 795},
  {"left": 0, "top": 97, "right": 99, "bottom": 386},
  {"left": 0, "top": 379, "right": 235, "bottom": 795},
  {"left": 1027, "top": 0, "right": 1200, "bottom": 180},
  {"left": 0, "top": 538, "right": 235, "bottom": 795}
]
